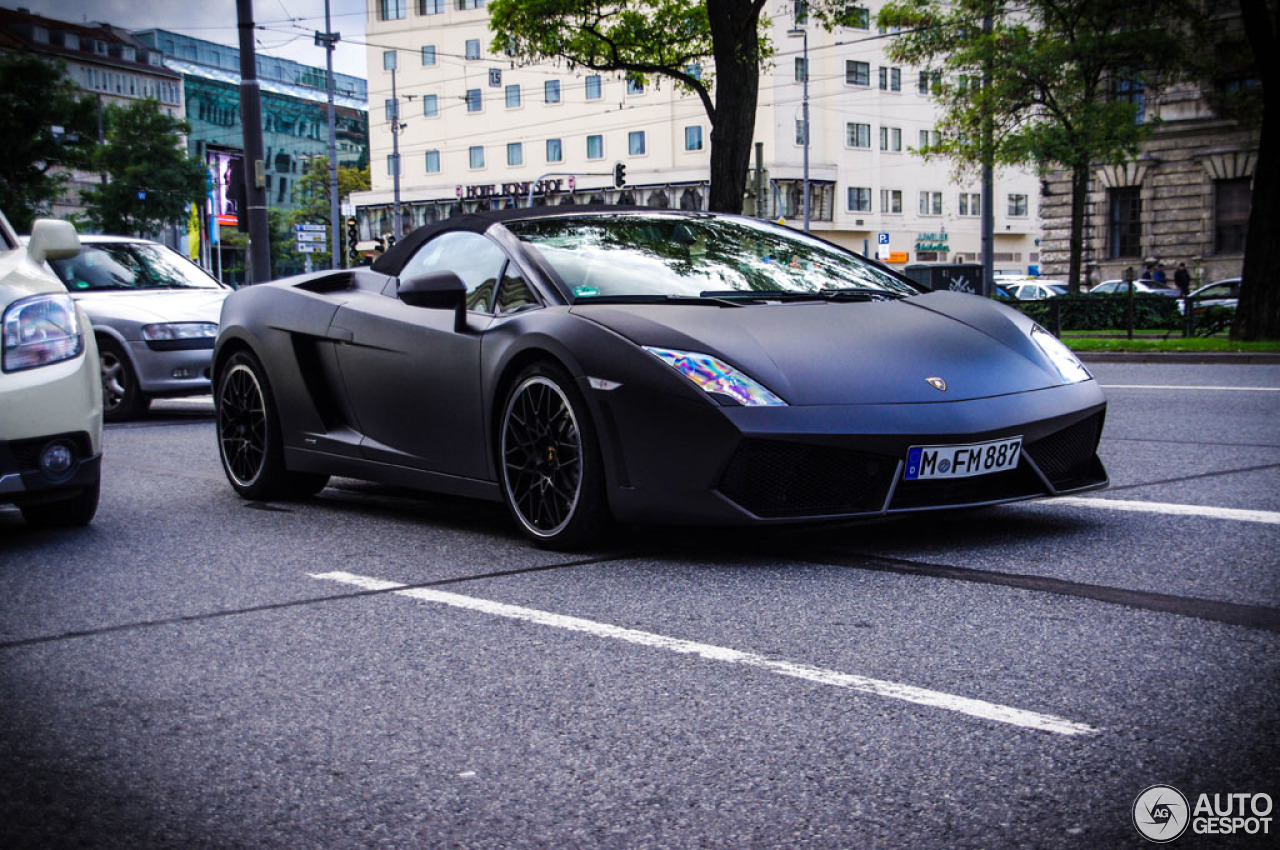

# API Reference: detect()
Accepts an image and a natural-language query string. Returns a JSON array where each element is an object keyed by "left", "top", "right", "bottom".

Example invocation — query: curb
[{"left": 1075, "top": 351, "right": 1280, "bottom": 365}]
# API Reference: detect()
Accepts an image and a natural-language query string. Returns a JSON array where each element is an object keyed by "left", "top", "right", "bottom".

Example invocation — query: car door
[{"left": 330, "top": 231, "right": 506, "bottom": 481}]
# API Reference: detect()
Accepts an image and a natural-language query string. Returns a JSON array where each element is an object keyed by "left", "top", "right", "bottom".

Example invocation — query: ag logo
[{"left": 1133, "top": 785, "right": 1190, "bottom": 842}]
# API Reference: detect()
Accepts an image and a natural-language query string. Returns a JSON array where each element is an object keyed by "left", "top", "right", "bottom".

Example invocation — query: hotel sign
[{"left": 458, "top": 179, "right": 568, "bottom": 200}]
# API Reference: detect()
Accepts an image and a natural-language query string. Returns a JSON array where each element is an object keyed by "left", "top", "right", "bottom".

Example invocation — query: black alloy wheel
[
  {"left": 216, "top": 350, "right": 327, "bottom": 500},
  {"left": 97, "top": 337, "right": 149, "bottom": 421},
  {"left": 500, "top": 363, "right": 609, "bottom": 549}
]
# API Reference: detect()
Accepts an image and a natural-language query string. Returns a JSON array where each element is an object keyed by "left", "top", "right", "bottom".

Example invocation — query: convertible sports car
[{"left": 213, "top": 208, "right": 1107, "bottom": 548}]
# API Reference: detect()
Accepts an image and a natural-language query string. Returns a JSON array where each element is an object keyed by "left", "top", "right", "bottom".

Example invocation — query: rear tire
[
  {"left": 216, "top": 350, "right": 328, "bottom": 500},
  {"left": 19, "top": 479, "right": 100, "bottom": 528},
  {"left": 499, "top": 362, "right": 610, "bottom": 549},
  {"left": 98, "top": 337, "right": 149, "bottom": 422}
]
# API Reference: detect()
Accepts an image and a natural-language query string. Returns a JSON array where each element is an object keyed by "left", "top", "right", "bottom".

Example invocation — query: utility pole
[
  {"left": 386, "top": 50, "right": 403, "bottom": 243},
  {"left": 236, "top": 0, "right": 271, "bottom": 284},
  {"left": 317, "top": 0, "right": 341, "bottom": 270},
  {"left": 980, "top": 10, "right": 995, "bottom": 296}
]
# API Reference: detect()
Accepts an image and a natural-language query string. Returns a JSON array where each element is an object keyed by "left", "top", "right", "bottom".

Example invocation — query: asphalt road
[{"left": 1, "top": 362, "right": 1277, "bottom": 849}]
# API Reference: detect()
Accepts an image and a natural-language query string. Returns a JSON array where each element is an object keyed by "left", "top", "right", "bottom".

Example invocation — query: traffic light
[{"left": 613, "top": 162, "right": 626, "bottom": 188}]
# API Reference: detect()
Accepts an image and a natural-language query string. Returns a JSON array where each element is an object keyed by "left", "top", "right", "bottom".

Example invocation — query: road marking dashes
[
  {"left": 1049, "top": 497, "right": 1280, "bottom": 525},
  {"left": 311, "top": 570, "right": 1099, "bottom": 737}
]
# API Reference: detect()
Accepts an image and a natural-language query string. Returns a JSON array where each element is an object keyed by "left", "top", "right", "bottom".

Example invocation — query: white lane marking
[
  {"left": 1051, "top": 497, "right": 1280, "bottom": 525},
  {"left": 311, "top": 570, "right": 1098, "bottom": 737},
  {"left": 1101, "top": 384, "right": 1280, "bottom": 392}
]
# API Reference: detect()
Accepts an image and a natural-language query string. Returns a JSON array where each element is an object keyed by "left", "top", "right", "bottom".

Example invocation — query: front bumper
[
  {"left": 593, "top": 379, "right": 1108, "bottom": 525},
  {"left": 126, "top": 338, "right": 215, "bottom": 397}
]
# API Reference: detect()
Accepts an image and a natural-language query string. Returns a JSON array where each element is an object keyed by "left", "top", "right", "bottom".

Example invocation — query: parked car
[
  {"left": 1006, "top": 281, "right": 1068, "bottom": 301},
  {"left": 1, "top": 211, "right": 102, "bottom": 527},
  {"left": 1186, "top": 278, "right": 1240, "bottom": 311},
  {"left": 44, "top": 236, "right": 231, "bottom": 421},
  {"left": 1090, "top": 279, "right": 1180, "bottom": 297},
  {"left": 213, "top": 207, "right": 1108, "bottom": 549}
]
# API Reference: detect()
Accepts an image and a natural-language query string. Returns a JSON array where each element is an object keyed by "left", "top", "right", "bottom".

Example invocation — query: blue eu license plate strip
[{"left": 904, "top": 437, "right": 1023, "bottom": 481}]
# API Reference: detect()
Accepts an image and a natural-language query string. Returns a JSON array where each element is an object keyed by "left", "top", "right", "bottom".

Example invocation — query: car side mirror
[
  {"left": 398, "top": 270, "right": 467, "bottom": 332},
  {"left": 28, "top": 218, "right": 80, "bottom": 264}
]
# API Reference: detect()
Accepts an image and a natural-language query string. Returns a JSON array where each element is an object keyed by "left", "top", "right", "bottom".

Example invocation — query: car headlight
[
  {"left": 644, "top": 346, "right": 786, "bottom": 406},
  {"left": 1031, "top": 325, "right": 1091, "bottom": 384},
  {"left": 2, "top": 293, "right": 84, "bottom": 372},
  {"left": 141, "top": 322, "right": 218, "bottom": 341}
]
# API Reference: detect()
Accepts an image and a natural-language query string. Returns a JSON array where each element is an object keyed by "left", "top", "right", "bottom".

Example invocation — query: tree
[
  {"left": 0, "top": 53, "right": 96, "bottom": 232},
  {"left": 1234, "top": 0, "right": 1278, "bottom": 340},
  {"left": 284, "top": 156, "right": 371, "bottom": 270},
  {"left": 877, "top": 0, "right": 1199, "bottom": 292},
  {"left": 488, "top": 0, "right": 768, "bottom": 214},
  {"left": 82, "top": 99, "right": 207, "bottom": 237}
]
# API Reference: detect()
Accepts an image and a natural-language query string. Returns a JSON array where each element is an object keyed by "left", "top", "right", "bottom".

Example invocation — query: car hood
[
  {"left": 70, "top": 289, "right": 229, "bottom": 329},
  {"left": 0, "top": 250, "right": 64, "bottom": 307},
  {"left": 570, "top": 290, "right": 1071, "bottom": 405}
]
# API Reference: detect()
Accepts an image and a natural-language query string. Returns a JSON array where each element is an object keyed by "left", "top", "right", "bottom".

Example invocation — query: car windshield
[
  {"left": 49, "top": 243, "right": 223, "bottom": 291},
  {"left": 505, "top": 214, "right": 919, "bottom": 302}
]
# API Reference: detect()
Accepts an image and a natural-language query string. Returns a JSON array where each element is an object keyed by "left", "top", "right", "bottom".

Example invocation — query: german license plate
[{"left": 904, "top": 437, "right": 1022, "bottom": 481}]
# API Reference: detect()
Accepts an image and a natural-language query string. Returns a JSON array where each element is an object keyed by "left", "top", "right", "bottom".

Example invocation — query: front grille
[
  {"left": 1024, "top": 412, "right": 1106, "bottom": 490},
  {"left": 890, "top": 464, "right": 1045, "bottom": 510},
  {"left": 717, "top": 439, "right": 896, "bottom": 518}
]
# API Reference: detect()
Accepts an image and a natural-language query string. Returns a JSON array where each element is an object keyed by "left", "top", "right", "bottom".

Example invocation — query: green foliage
[
  {"left": 81, "top": 99, "right": 208, "bottom": 236},
  {"left": 0, "top": 53, "right": 96, "bottom": 231},
  {"left": 1008, "top": 295, "right": 1181, "bottom": 332},
  {"left": 281, "top": 156, "right": 371, "bottom": 270}
]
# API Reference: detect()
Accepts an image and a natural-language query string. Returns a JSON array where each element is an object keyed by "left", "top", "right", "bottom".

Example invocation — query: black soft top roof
[{"left": 371, "top": 205, "right": 695, "bottom": 276}]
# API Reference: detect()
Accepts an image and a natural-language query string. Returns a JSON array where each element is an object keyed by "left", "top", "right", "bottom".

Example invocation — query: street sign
[
  {"left": 295, "top": 223, "right": 327, "bottom": 232},
  {"left": 295, "top": 231, "right": 328, "bottom": 244},
  {"left": 877, "top": 231, "right": 890, "bottom": 260},
  {"left": 296, "top": 244, "right": 323, "bottom": 253},
  {"left": 489, "top": 68, "right": 502, "bottom": 87}
]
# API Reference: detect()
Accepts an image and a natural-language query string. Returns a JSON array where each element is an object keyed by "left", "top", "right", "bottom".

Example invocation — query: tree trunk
[
  {"left": 1067, "top": 160, "right": 1089, "bottom": 293},
  {"left": 706, "top": 0, "right": 763, "bottom": 214},
  {"left": 1233, "top": 0, "right": 1278, "bottom": 339}
]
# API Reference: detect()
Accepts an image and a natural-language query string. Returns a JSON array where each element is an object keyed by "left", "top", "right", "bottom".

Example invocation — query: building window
[
  {"left": 880, "top": 126, "right": 902, "bottom": 151},
  {"left": 383, "top": 50, "right": 398, "bottom": 71},
  {"left": 546, "top": 138, "right": 563, "bottom": 163},
  {"left": 384, "top": 98, "right": 398, "bottom": 121},
  {"left": 64, "top": 33, "right": 80, "bottom": 50},
  {"left": 507, "top": 142, "right": 523, "bottom": 166},
  {"left": 795, "top": 57, "right": 807, "bottom": 82},
  {"left": 1108, "top": 186, "right": 1141, "bottom": 258},
  {"left": 459, "top": 0, "right": 485, "bottom": 9},
  {"left": 1214, "top": 177, "right": 1249, "bottom": 254},
  {"left": 919, "top": 129, "right": 935, "bottom": 149},
  {"left": 545, "top": 80, "right": 561, "bottom": 103},
  {"left": 919, "top": 70, "right": 937, "bottom": 94},
  {"left": 465, "top": 39, "right": 481, "bottom": 60},
  {"left": 919, "top": 191, "right": 943, "bottom": 215},
  {"left": 420, "top": 0, "right": 444, "bottom": 13},
  {"left": 685, "top": 125, "right": 703, "bottom": 151},
  {"left": 585, "top": 75, "right": 602, "bottom": 100},
  {"left": 846, "top": 60, "right": 870, "bottom": 86},
  {"left": 1111, "top": 72, "right": 1146, "bottom": 124},
  {"left": 387, "top": 153, "right": 400, "bottom": 176},
  {"left": 1008, "top": 193, "right": 1028, "bottom": 217},
  {"left": 469, "top": 146, "right": 485, "bottom": 169},
  {"left": 958, "top": 192, "right": 981, "bottom": 216},
  {"left": 880, "top": 189, "right": 902, "bottom": 213},
  {"left": 847, "top": 187, "right": 871, "bottom": 212},
  {"left": 425, "top": 150, "right": 440, "bottom": 173},
  {"left": 586, "top": 134, "right": 603, "bottom": 159},
  {"left": 841, "top": 6, "right": 870, "bottom": 29},
  {"left": 32, "top": 25, "right": 48, "bottom": 43},
  {"left": 795, "top": 119, "right": 808, "bottom": 146},
  {"left": 628, "top": 130, "right": 646, "bottom": 155},
  {"left": 421, "top": 45, "right": 437, "bottom": 66},
  {"left": 466, "top": 89, "right": 482, "bottom": 112},
  {"left": 423, "top": 94, "right": 438, "bottom": 117},
  {"left": 379, "top": 0, "right": 406, "bottom": 21},
  {"left": 879, "top": 67, "right": 901, "bottom": 91},
  {"left": 625, "top": 75, "right": 645, "bottom": 95},
  {"left": 687, "top": 62, "right": 702, "bottom": 80},
  {"left": 505, "top": 84, "right": 521, "bottom": 108},
  {"left": 846, "top": 122, "right": 870, "bottom": 148}
]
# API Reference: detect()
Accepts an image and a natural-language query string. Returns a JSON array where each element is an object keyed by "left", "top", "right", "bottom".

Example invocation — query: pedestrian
[
  {"left": 1140, "top": 264, "right": 1153, "bottom": 281},
  {"left": 1174, "top": 262, "right": 1191, "bottom": 295},
  {"left": 1154, "top": 262, "right": 1167, "bottom": 285}
]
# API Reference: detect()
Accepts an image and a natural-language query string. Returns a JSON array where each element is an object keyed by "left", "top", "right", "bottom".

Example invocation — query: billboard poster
[{"left": 207, "top": 148, "right": 244, "bottom": 227}]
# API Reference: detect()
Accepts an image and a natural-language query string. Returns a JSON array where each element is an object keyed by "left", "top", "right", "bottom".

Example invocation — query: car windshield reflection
[{"left": 50, "top": 244, "right": 224, "bottom": 291}]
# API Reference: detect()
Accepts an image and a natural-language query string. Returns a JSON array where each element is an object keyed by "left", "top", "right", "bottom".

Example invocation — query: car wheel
[
  {"left": 20, "top": 479, "right": 100, "bottom": 528},
  {"left": 98, "top": 337, "right": 150, "bottom": 422},
  {"left": 499, "top": 362, "right": 610, "bottom": 549},
  {"left": 216, "top": 350, "right": 328, "bottom": 500}
]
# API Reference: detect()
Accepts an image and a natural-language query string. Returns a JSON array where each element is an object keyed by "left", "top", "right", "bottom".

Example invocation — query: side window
[
  {"left": 399, "top": 231, "right": 506, "bottom": 313},
  {"left": 495, "top": 262, "right": 538, "bottom": 314}
]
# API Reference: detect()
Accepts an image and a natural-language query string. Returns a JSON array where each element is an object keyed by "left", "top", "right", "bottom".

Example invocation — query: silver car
[{"left": 46, "top": 236, "right": 231, "bottom": 421}]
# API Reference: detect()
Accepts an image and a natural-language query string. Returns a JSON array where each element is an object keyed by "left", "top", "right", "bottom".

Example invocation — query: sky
[{"left": 15, "top": 0, "right": 370, "bottom": 78}]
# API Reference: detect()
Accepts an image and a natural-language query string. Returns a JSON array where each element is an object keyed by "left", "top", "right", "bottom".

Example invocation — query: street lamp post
[
  {"left": 788, "top": 27, "right": 810, "bottom": 233},
  {"left": 385, "top": 50, "right": 402, "bottom": 242}
]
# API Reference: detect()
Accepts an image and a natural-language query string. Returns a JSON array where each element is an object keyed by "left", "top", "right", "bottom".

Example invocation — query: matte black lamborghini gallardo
[{"left": 213, "top": 208, "right": 1107, "bottom": 549}]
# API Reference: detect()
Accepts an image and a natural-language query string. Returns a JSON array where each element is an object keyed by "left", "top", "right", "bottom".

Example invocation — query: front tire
[
  {"left": 499, "top": 362, "right": 610, "bottom": 550},
  {"left": 216, "top": 350, "right": 328, "bottom": 501},
  {"left": 98, "top": 337, "right": 149, "bottom": 422}
]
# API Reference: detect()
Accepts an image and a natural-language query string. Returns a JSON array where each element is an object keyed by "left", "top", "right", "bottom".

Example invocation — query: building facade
[
  {"left": 350, "top": 0, "right": 1043, "bottom": 276},
  {"left": 1037, "top": 9, "right": 1257, "bottom": 289},
  {"left": 0, "top": 7, "right": 185, "bottom": 221}
]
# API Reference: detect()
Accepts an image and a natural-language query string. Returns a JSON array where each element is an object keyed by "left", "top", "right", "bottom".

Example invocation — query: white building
[{"left": 352, "top": 0, "right": 1042, "bottom": 275}]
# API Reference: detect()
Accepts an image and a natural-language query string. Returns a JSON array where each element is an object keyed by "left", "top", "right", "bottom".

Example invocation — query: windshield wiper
[{"left": 573, "top": 293, "right": 745, "bottom": 307}]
